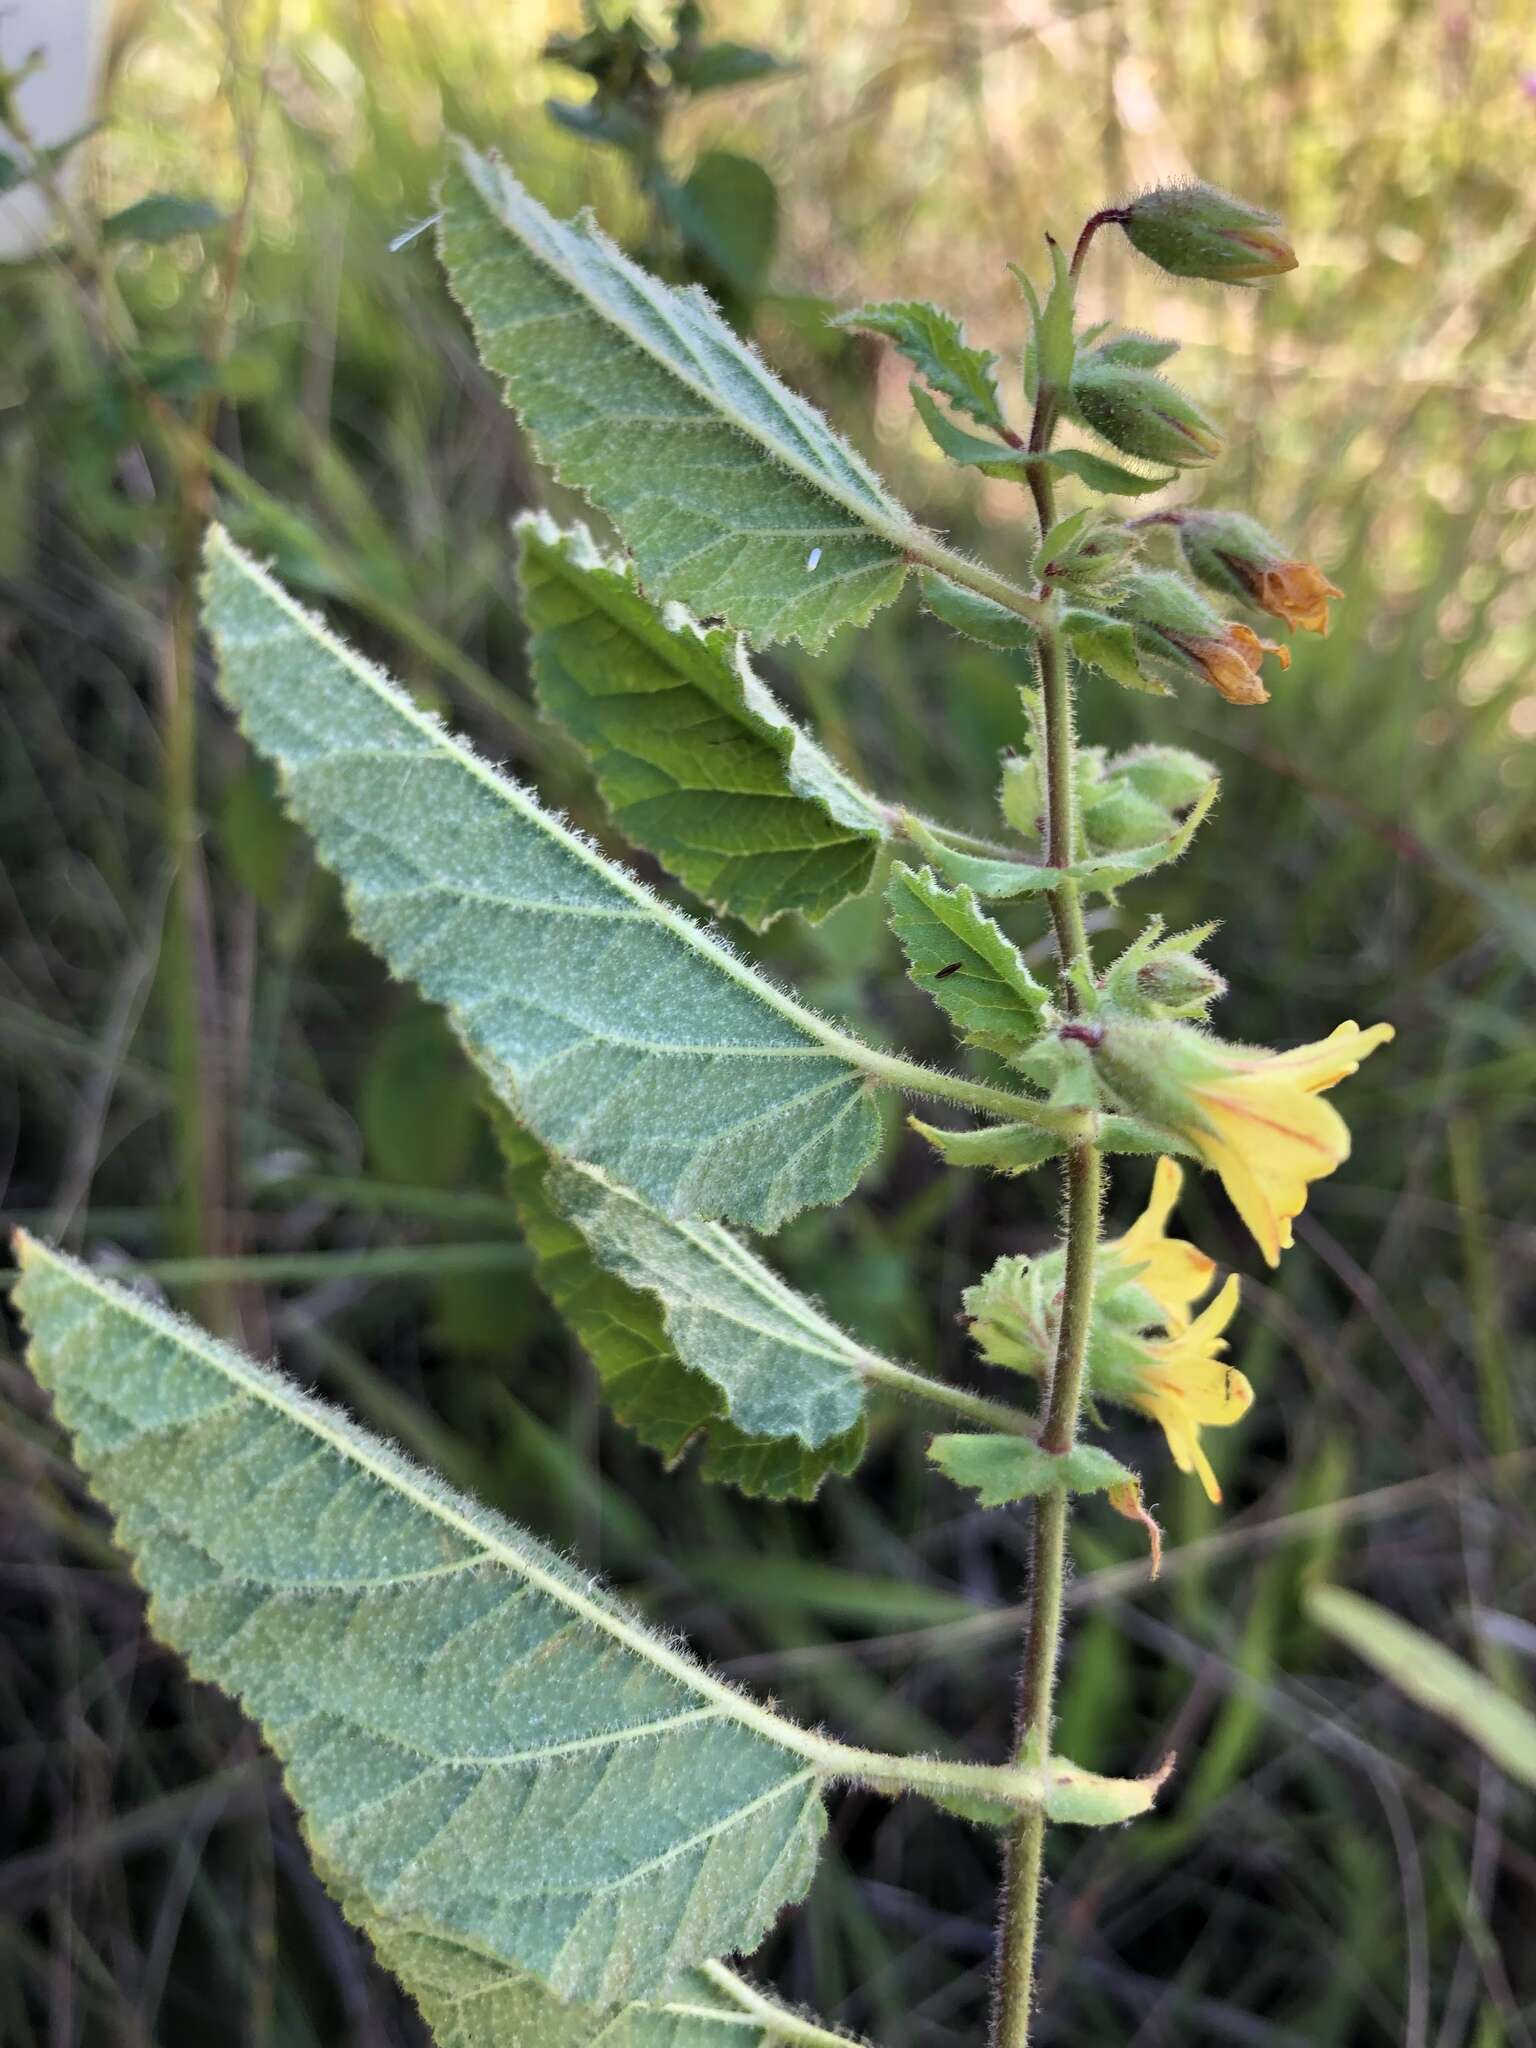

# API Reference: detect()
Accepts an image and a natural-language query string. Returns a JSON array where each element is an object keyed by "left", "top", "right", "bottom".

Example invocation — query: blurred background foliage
[{"left": 2, "top": 1, "right": 1534, "bottom": 2042}]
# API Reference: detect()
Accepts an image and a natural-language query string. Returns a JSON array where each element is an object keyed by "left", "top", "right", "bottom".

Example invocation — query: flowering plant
[{"left": 14, "top": 155, "right": 1394, "bottom": 2048}]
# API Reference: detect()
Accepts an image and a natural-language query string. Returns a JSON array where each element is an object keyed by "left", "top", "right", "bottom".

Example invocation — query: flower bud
[
  {"left": 1121, "top": 182, "right": 1297, "bottom": 284},
  {"left": 1115, "top": 571, "right": 1290, "bottom": 706},
  {"left": 1071, "top": 362, "right": 1222, "bottom": 469},
  {"left": 1043, "top": 516, "right": 1142, "bottom": 596},
  {"left": 963, "top": 1255, "right": 1054, "bottom": 1378},
  {"left": 1109, "top": 744, "right": 1216, "bottom": 813},
  {"left": 1175, "top": 509, "right": 1343, "bottom": 636},
  {"left": 1135, "top": 954, "right": 1227, "bottom": 1013},
  {"left": 1105, "top": 920, "right": 1225, "bottom": 1020}
]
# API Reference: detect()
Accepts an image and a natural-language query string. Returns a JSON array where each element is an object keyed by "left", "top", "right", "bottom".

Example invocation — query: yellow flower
[
  {"left": 1108, "top": 1156, "right": 1217, "bottom": 1332},
  {"left": 1125, "top": 1276, "right": 1253, "bottom": 1502},
  {"left": 1186, "top": 1022, "right": 1395, "bottom": 1267}
]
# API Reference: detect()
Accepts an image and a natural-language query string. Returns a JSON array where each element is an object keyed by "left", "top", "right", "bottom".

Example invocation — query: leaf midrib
[
  {"left": 456, "top": 146, "right": 915, "bottom": 550},
  {"left": 211, "top": 531, "right": 883, "bottom": 1078}
]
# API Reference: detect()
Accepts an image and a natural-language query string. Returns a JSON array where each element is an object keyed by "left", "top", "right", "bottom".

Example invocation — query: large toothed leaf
[
  {"left": 376, "top": 1934, "right": 853, "bottom": 2047},
  {"left": 201, "top": 528, "right": 886, "bottom": 1234},
  {"left": 438, "top": 142, "right": 918, "bottom": 650},
  {"left": 517, "top": 514, "right": 887, "bottom": 928},
  {"left": 886, "top": 862, "right": 1051, "bottom": 1055},
  {"left": 11, "top": 1236, "right": 829, "bottom": 2008},
  {"left": 15, "top": 1245, "right": 1172, "bottom": 2014},
  {"left": 834, "top": 299, "right": 1004, "bottom": 431},
  {"left": 497, "top": 1116, "right": 865, "bottom": 1500}
]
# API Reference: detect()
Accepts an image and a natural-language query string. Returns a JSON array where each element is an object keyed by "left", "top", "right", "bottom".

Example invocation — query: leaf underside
[
  {"left": 517, "top": 514, "right": 887, "bottom": 928},
  {"left": 381, "top": 1933, "right": 808, "bottom": 2044},
  {"left": 438, "top": 142, "right": 915, "bottom": 651},
  {"left": 496, "top": 1114, "right": 866, "bottom": 1500},
  {"left": 550, "top": 1158, "right": 871, "bottom": 1447},
  {"left": 12, "top": 1236, "right": 828, "bottom": 2011},
  {"left": 201, "top": 527, "right": 885, "bottom": 1235}
]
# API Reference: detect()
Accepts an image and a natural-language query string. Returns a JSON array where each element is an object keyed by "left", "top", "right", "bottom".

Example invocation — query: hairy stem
[
  {"left": 858, "top": 1354, "right": 1039, "bottom": 1439},
  {"left": 993, "top": 273, "right": 1105, "bottom": 2044},
  {"left": 1069, "top": 206, "right": 1129, "bottom": 278}
]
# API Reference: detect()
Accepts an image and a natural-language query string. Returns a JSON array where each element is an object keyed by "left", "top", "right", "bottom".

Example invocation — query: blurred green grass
[{"left": 1, "top": 1, "right": 1533, "bottom": 2042}]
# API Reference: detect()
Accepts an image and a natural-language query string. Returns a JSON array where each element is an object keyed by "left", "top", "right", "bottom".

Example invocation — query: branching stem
[{"left": 992, "top": 237, "right": 1106, "bottom": 2048}]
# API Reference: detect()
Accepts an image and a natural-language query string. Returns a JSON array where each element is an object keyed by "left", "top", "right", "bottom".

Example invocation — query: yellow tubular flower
[
  {"left": 1128, "top": 1276, "right": 1252, "bottom": 1502},
  {"left": 1188, "top": 1022, "right": 1395, "bottom": 1267},
  {"left": 1109, "top": 1156, "right": 1217, "bottom": 1332}
]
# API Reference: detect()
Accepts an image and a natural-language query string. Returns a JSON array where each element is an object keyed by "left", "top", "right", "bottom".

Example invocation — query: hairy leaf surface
[
  {"left": 886, "top": 864, "right": 1050, "bottom": 1054},
  {"left": 928, "top": 1435, "right": 1136, "bottom": 1508},
  {"left": 11, "top": 1237, "right": 829, "bottom": 2007},
  {"left": 834, "top": 299, "right": 1003, "bottom": 429},
  {"left": 365, "top": 1935, "right": 844, "bottom": 2047},
  {"left": 438, "top": 143, "right": 917, "bottom": 649},
  {"left": 517, "top": 514, "right": 887, "bottom": 927},
  {"left": 550, "top": 1157, "right": 874, "bottom": 1448},
  {"left": 202, "top": 529, "right": 885, "bottom": 1233},
  {"left": 919, "top": 571, "right": 1036, "bottom": 651},
  {"left": 497, "top": 1116, "right": 866, "bottom": 1499}
]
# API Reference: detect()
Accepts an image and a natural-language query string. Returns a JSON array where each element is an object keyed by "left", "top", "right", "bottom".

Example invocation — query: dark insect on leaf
[{"left": 935, "top": 961, "right": 965, "bottom": 979}]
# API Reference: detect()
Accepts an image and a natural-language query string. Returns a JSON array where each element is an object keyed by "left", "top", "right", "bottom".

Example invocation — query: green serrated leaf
[
  {"left": 835, "top": 299, "right": 1003, "bottom": 430},
  {"left": 374, "top": 1938, "right": 806, "bottom": 2047},
  {"left": 909, "top": 383, "right": 1024, "bottom": 477},
  {"left": 887, "top": 863, "right": 1051, "bottom": 1052},
  {"left": 386, "top": 1935, "right": 858, "bottom": 2045},
  {"left": 437, "top": 143, "right": 915, "bottom": 650},
  {"left": 1062, "top": 607, "right": 1171, "bottom": 696},
  {"left": 517, "top": 514, "right": 887, "bottom": 928},
  {"left": 12, "top": 1236, "right": 830, "bottom": 2007},
  {"left": 909, "top": 1116, "right": 1067, "bottom": 1175},
  {"left": 202, "top": 529, "right": 886, "bottom": 1234},
  {"left": 928, "top": 1434, "right": 1135, "bottom": 1508},
  {"left": 14, "top": 1240, "right": 1169, "bottom": 1938},
  {"left": 1039, "top": 448, "right": 1176, "bottom": 497},
  {"left": 919, "top": 571, "right": 1036, "bottom": 651},
  {"left": 546, "top": 1156, "right": 873, "bottom": 1450},
  {"left": 495, "top": 1114, "right": 863, "bottom": 1499},
  {"left": 1307, "top": 1587, "right": 1536, "bottom": 1791},
  {"left": 901, "top": 814, "right": 1062, "bottom": 901}
]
